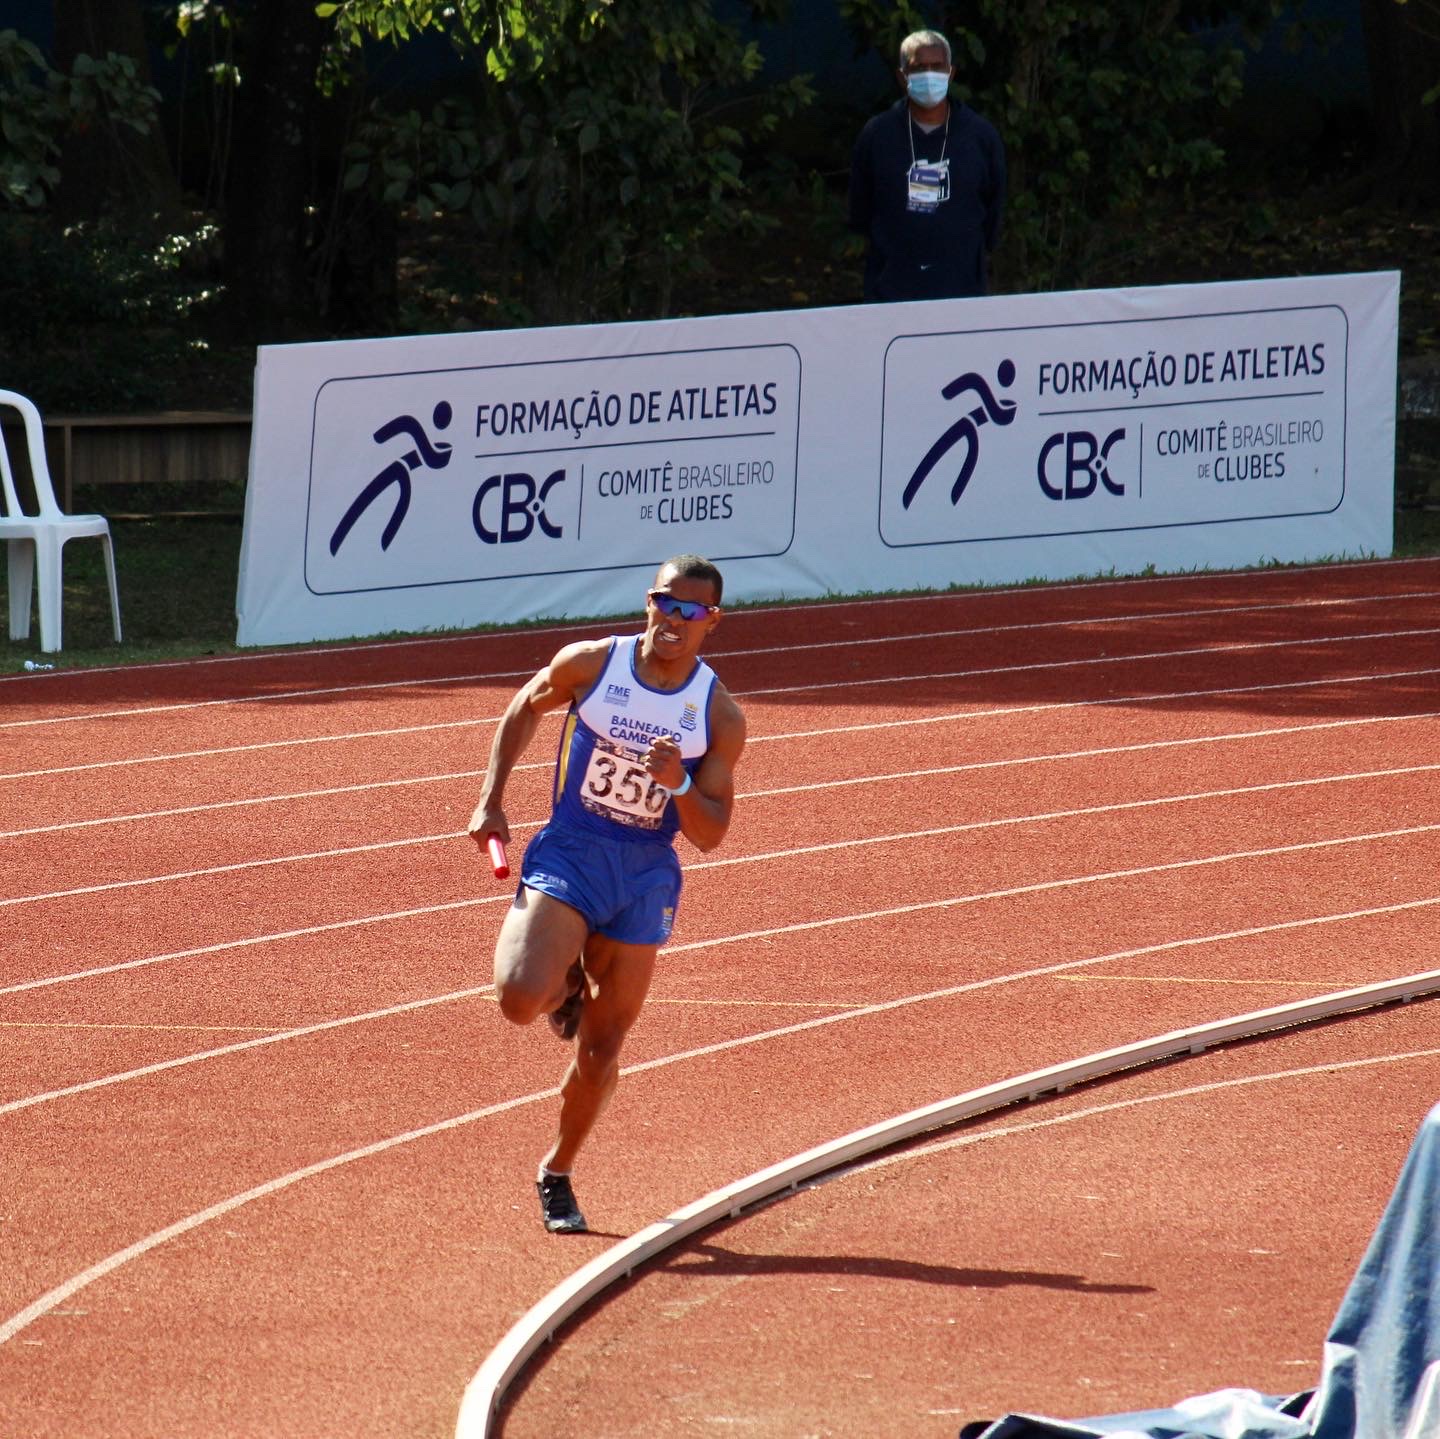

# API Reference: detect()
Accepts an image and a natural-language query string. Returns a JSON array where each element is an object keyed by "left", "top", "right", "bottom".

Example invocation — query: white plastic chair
[{"left": 0, "top": 388, "right": 122, "bottom": 653}]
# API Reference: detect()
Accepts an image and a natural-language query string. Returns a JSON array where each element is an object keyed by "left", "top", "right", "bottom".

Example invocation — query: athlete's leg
[
  {"left": 542, "top": 933, "right": 657, "bottom": 1174},
  {"left": 493, "top": 887, "right": 590, "bottom": 1026}
]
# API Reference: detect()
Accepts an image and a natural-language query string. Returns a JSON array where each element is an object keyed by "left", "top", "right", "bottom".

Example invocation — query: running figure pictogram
[
  {"left": 329, "top": 401, "right": 454, "bottom": 554},
  {"left": 901, "top": 359, "right": 1017, "bottom": 509}
]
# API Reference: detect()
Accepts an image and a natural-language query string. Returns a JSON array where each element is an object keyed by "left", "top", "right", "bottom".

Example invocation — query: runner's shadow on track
[{"left": 662, "top": 1241, "right": 1152, "bottom": 1295}]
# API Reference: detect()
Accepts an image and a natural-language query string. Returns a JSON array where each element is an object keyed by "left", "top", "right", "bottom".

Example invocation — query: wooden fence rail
[{"left": 1, "top": 411, "right": 251, "bottom": 511}]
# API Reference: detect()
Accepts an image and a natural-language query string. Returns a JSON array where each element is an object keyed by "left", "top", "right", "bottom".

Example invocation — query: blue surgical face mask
[{"left": 906, "top": 71, "right": 950, "bottom": 107}]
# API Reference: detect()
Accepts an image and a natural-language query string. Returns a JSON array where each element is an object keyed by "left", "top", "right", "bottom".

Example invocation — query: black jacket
[{"left": 848, "top": 98, "right": 1006, "bottom": 303}]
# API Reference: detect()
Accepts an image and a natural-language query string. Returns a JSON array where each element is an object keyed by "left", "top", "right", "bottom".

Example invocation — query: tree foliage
[
  {"left": 328, "top": 0, "right": 811, "bottom": 321},
  {"left": 0, "top": 27, "right": 160, "bottom": 210},
  {"left": 4, "top": 0, "right": 1436, "bottom": 373}
]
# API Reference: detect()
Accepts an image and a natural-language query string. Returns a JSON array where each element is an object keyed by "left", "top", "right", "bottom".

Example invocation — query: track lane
[
  {"left": 5, "top": 798, "right": 1437, "bottom": 1026},
  {"left": 6, "top": 679, "right": 1437, "bottom": 900},
  {"left": 4, "top": 742, "right": 1437, "bottom": 1001},
  {"left": 492, "top": 1004, "right": 1440, "bottom": 1438},
  {"left": 7, "top": 631, "right": 1437, "bottom": 841},
  {"left": 4, "top": 877, "right": 1436, "bottom": 1316},
  {"left": 10, "top": 644, "right": 1440, "bottom": 810},
  {"left": 5, "top": 579, "right": 1437, "bottom": 752},
  {"left": 3, "top": 561, "right": 1438, "bottom": 1437},
  {"left": 8, "top": 864, "right": 1439, "bottom": 1121},
  {"left": 4, "top": 957, "right": 1438, "bottom": 1439}
]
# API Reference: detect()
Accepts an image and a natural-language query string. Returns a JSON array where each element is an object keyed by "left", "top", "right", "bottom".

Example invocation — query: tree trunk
[
  {"left": 1361, "top": 0, "right": 1440, "bottom": 206},
  {"left": 221, "top": 0, "right": 329, "bottom": 341},
  {"left": 308, "top": 81, "right": 398, "bottom": 334},
  {"left": 51, "top": 0, "right": 183, "bottom": 221},
  {"left": 993, "top": 0, "right": 1049, "bottom": 288}
]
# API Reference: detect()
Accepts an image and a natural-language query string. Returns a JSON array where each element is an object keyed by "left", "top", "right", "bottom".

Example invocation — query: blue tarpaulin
[{"left": 962, "top": 1101, "right": 1440, "bottom": 1439}]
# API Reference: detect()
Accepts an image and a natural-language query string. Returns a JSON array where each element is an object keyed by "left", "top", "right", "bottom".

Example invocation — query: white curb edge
[{"left": 455, "top": 966, "right": 1440, "bottom": 1438}]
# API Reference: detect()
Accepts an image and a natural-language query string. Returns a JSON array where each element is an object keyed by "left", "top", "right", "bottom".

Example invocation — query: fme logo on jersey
[
  {"left": 605, "top": 683, "right": 631, "bottom": 708},
  {"left": 473, "top": 469, "right": 567, "bottom": 544}
]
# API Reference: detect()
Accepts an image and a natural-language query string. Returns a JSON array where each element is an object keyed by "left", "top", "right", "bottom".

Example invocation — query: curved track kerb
[{"left": 456, "top": 969, "right": 1440, "bottom": 1438}]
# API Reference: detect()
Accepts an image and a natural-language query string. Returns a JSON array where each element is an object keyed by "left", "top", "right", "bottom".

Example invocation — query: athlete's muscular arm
[
  {"left": 644, "top": 684, "right": 747, "bottom": 853},
  {"left": 467, "top": 641, "right": 608, "bottom": 850}
]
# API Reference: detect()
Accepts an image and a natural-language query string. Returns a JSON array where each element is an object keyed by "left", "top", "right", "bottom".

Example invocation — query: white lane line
[
  {"left": 4, "top": 898, "right": 1439, "bottom": 1348},
  {"left": 642, "top": 998, "right": 873, "bottom": 1010},
  {"left": 850, "top": 1046, "right": 1440, "bottom": 1177},
  {"left": 0, "top": 1082, "right": 561, "bottom": 1348},
  {"left": 655, "top": 862, "right": 1440, "bottom": 957},
  {"left": 0, "top": 986, "right": 497, "bottom": 1117},
  {"left": 0, "top": 715, "right": 495, "bottom": 783},
  {"left": 0, "top": 1021, "right": 278, "bottom": 1034},
  {"left": 0, "top": 668, "right": 521, "bottom": 731},
  {"left": 10, "top": 705, "right": 1439, "bottom": 839},
  {"left": 743, "top": 596, "right": 1440, "bottom": 668},
  {"left": 6, "top": 656, "right": 1438, "bottom": 785},
  {"left": 5, "top": 874, "right": 1439, "bottom": 1115},
  {"left": 2, "top": 554, "right": 1434, "bottom": 689},
  {"left": 0, "top": 768, "right": 494, "bottom": 838},
  {"left": 3, "top": 593, "right": 1437, "bottom": 732},
  {"left": 0, "top": 831, "right": 464, "bottom": 908},
  {"left": 5, "top": 759, "right": 1436, "bottom": 909},
  {"left": 740, "top": 624, "right": 1440, "bottom": 699},
  {"left": 743, "top": 666, "right": 1440, "bottom": 745},
  {"left": 0, "top": 895, "right": 513, "bottom": 997},
  {"left": 745, "top": 740, "right": 1440, "bottom": 801},
  {"left": 0, "top": 616, "right": 610, "bottom": 686},
  {"left": 1053, "top": 974, "right": 1338, "bottom": 988},
  {"left": 658, "top": 591, "right": 1440, "bottom": 675}
]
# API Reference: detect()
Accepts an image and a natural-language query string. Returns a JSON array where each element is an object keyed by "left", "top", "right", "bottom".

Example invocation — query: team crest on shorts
[{"left": 659, "top": 905, "right": 675, "bottom": 939}]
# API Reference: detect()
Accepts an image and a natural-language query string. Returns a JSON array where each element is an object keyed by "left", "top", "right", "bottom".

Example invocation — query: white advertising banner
[{"left": 237, "top": 271, "right": 1398, "bottom": 646}]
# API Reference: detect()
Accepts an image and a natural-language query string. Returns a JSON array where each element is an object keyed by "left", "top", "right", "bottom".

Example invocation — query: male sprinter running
[{"left": 468, "top": 555, "right": 746, "bottom": 1233}]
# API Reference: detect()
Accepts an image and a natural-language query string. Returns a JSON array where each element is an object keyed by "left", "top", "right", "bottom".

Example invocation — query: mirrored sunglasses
[{"left": 648, "top": 590, "right": 719, "bottom": 622}]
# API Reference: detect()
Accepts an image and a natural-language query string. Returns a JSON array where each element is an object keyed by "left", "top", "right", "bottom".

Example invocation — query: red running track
[{"left": 1, "top": 557, "right": 1438, "bottom": 1438}]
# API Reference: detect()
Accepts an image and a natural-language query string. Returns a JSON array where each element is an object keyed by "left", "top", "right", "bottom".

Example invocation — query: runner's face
[{"left": 644, "top": 567, "right": 721, "bottom": 663}]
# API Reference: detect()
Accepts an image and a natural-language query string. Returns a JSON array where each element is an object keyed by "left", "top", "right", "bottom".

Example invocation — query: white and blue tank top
[{"left": 551, "top": 635, "right": 717, "bottom": 844}]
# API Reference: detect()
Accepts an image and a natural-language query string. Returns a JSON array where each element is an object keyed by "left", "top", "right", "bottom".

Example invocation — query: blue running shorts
[{"left": 520, "top": 822, "right": 682, "bottom": 945}]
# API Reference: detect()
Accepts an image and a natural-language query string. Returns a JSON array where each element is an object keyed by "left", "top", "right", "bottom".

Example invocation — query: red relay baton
[{"left": 486, "top": 833, "right": 510, "bottom": 880}]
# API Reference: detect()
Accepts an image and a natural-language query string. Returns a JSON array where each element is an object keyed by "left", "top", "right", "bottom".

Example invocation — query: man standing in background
[{"left": 849, "top": 28, "right": 1006, "bottom": 303}]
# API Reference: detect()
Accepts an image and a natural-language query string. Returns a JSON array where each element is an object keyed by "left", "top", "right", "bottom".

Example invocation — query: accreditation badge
[{"left": 906, "top": 159, "right": 951, "bottom": 212}]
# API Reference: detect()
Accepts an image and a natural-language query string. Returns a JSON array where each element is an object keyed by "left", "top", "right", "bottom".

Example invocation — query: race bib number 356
[{"left": 581, "top": 738, "right": 670, "bottom": 829}]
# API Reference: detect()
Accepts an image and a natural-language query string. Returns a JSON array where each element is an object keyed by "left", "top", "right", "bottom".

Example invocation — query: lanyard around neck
[{"left": 908, "top": 107, "right": 950, "bottom": 168}]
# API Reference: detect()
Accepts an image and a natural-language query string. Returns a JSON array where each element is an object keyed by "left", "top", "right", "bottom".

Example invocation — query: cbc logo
[
  {"left": 473, "top": 470, "right": 566, "bottom": 544},
  {"left": 1037, "top": 429, "right": 1126, "bottom": 500}
]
